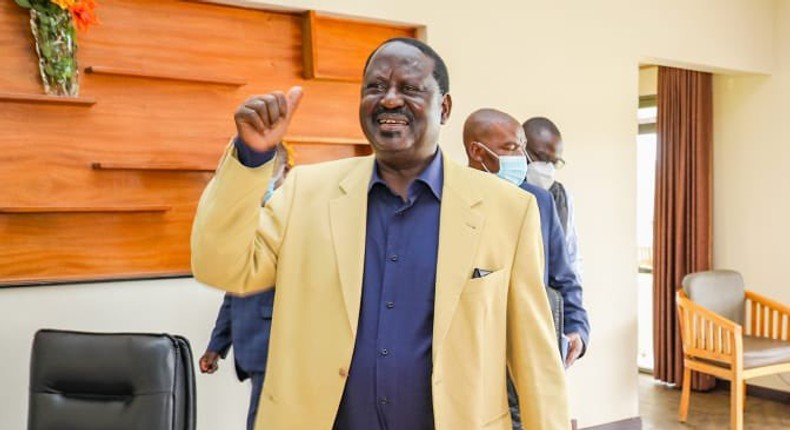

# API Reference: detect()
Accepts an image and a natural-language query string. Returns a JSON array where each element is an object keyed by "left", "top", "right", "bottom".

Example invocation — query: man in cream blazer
[{"left": 192, "top": 38, "right": 569, "bottom": 430}]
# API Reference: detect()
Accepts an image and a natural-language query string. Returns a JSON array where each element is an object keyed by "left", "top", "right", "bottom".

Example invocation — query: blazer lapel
[
  {"left": 433, "top": 159, "right": 484, "bottom": 361},
  {"left": 329, "top": 157, "right": 374, "bottom": 338}
]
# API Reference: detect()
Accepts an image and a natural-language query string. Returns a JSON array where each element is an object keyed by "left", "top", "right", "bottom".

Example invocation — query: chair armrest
[
  {"left": 745, "top": 290, "right": 790, "bottom": 340},
  {"left": 677, "top": 290, "right": 742, "bottom": 365}
]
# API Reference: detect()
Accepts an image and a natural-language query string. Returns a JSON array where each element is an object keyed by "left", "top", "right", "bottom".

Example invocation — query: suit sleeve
[
  {"left": 191, "top": 141, "right": 296, "bottom": 295},
  {"left": 206, "top": 294, "right": 233, "bottom": 357},
  {"left": 547, "top": 201, "right": 590, "bottom": 353},
  {"left": 507, "top": 196, "right": 571, "bottom": 430}
]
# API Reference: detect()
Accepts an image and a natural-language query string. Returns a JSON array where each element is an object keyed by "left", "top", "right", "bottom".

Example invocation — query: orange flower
[
  {"left": 69, "top": 0, "right": 99, "bottom": 32},
  {"left": 282, "top": 142, "right": 297, "bottom": 167},
  {"left": 51, "top": 0, "right": 77, "bottom": 10}
]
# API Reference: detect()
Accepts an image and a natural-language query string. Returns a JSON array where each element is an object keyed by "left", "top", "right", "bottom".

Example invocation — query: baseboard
[
  {"left": 717, "top": 380, "right": 790, "bottom": 403},
  {"left": 580, "top": 416, "right": 642, "bottom": 430}
]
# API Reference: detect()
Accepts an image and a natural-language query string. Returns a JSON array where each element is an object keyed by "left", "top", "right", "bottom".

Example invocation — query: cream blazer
[{"left": 191, "top": 145, "right": 570, "bottom": 429}]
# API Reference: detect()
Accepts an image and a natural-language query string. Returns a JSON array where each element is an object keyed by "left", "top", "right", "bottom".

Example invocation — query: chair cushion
[
  {"left": 683, "top": 270, "right": 745, "bottom": 325},
  {"left": 742, "top": 335, "right": 790, "bottom": 369}
]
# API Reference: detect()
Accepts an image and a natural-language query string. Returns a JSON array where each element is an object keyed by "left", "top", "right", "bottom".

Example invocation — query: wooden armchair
[{"left": 676, "top": 270, "right": 790, "bottom": 430}]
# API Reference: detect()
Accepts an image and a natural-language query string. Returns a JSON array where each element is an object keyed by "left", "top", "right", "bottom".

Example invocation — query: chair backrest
[
  {"left": 682, "top": 270, "right": 745, "bottom": 325},
  {"left": 28, "top": 329, "right": 196, "bottom": 430}
]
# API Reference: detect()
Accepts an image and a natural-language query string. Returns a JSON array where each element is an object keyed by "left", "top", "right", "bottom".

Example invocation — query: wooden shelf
[
  {"left": 92, "top": 162, "right": 215, "bottom": 173},
  {"left": 1, "top": 270, "right": 192, "bottom": 287},
  {"left": 0, "top": 92, "right": 96, "bottom": 107},
  {"left": 301, "top": 11, "right": 417, "bottom": 83},
  {"left": 0, "top": 205, "right": 171, "bottom": 214},
  {"left": 85, "top": 65, "right": 246, "bottom": 87},
  {"left": 284, "top": 135, "right": 369, "bottom": 146}
]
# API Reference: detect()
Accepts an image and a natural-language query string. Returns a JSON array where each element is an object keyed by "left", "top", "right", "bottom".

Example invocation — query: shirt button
[
  {"left": 386, "top": 301, "right": 395, "bottom": 309},
  {"left": 380, "top": 348, "right": 389, "bottom": 356},
  {"left": 390, "top": 254, "right": 399, "bottom": 262},
  {"left": 379, "top": 397, "right": 390, "bottom": 405}
]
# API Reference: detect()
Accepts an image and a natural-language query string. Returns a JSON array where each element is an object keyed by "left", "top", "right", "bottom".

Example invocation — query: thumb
[{"left": 286, "top": 86, "right": 303, "bottom": 120}]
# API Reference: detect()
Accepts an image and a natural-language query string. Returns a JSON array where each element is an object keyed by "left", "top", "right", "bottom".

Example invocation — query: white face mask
[{"left": 526, "top": 161, "right": 556, "bottom": 190}]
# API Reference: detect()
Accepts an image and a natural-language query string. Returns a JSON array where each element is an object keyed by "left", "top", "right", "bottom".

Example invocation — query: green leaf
[
  {"left": 14, "top": 0, "right": 32, "bottom": 9},
  {"left": 40, "top": 43, "right": 53, "bottom": 59}
]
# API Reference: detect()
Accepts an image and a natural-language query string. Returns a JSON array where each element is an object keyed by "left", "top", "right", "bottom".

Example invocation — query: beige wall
[
  {"left": 635, "top": 0, "right": 774, "bottom": 74},
  {"left": 0, "top": 1, "right": 778, "bottom": 428},
  {"left": 639, "top": 66, "right": 658, "bottom": 97},
  {"left": 713, "top": 0, "right": 790, "bottom": 393}
]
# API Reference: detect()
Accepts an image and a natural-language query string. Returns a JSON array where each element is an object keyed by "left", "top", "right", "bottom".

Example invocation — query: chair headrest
[{"left": 30, "top": 330, "right": 178, "bottom": 396}]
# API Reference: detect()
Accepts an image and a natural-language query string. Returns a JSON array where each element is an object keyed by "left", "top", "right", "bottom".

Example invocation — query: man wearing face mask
[
  {"left": 463, "top": 110, "right": 589, "bottom": 428},
  {"left": 198, "top": 143, "right": 292, "bottom": 430},
  {"left": 523, "top": 117, "right": 583, "bottom": 280}
]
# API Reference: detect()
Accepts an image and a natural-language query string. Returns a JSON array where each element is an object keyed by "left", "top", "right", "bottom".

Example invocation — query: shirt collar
[{"left": 369, "top": 149, "right": 444, "bottom": 201}]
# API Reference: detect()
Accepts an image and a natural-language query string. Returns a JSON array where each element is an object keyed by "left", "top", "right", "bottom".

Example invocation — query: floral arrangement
[
  {"left": 15, "top": 0, "right": 99, "bottom": 31},
  {"left": 14, "top": 0, "right": 99, "bottom": 96}
]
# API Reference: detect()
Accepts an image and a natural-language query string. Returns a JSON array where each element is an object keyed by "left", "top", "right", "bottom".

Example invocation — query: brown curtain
[{"left": 653, "top": 66, "right": 715, "bottom": 391}]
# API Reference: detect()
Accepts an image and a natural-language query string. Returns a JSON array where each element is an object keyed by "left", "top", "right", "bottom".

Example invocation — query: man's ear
[
  {"left": 440, "top": 94, "right": 452, "bottom": 125},
  {"left": 467, "top": 140, "right": 485, "bottom": 163}
]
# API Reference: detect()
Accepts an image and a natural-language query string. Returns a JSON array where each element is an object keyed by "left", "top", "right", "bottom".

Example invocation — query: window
[{"left": 637, "top": 95, "right": 657, "bottom": 371}]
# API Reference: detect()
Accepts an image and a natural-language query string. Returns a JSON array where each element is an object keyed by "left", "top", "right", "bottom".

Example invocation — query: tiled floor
[{"left": 639, "top": 374, "right": 790, "bottom": 429}]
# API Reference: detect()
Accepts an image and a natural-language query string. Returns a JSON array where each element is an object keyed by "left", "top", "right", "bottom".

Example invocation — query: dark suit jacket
[
  {"left": 207, "top": 290, "right": 275, "bottom": 380},
  {"left": 520, "top": 181, "right": 590, "bottom": 351}
]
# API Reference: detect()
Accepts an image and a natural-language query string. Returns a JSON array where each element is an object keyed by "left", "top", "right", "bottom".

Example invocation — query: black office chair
[{"left": 28, "top": 329, "right": 196, "bottom": 430}]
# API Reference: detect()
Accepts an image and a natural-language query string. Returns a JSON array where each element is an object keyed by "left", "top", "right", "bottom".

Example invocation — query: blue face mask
[
  {"left": 496, "top": 155, "right": 528, "bottom": 186},
  {"left": 475, "top": 141, "right": 528, "bottom": 186},
  {"left": 263, "top": 181, "right": 276, "bottom": 204}
]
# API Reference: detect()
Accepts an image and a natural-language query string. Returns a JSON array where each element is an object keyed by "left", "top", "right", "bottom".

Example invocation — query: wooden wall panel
[
  {"left": 0, "top": 0, "right": 416, "bottom": 285},
  {"left": 303, "top": 11, "right": 417, "bottom": 82}
]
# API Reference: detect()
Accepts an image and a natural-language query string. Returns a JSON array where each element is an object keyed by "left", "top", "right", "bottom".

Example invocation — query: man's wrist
[{"left": 234, "top": 137, "right": 277, "bottom": 167}]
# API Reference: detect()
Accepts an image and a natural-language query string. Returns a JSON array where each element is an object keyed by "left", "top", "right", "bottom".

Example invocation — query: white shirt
[{"left": 563, "top": 187, "right": 583, "bottom": 281}]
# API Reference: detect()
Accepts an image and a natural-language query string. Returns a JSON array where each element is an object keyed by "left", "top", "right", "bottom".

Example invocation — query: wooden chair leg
[
  {"left": 679, "top": 365, "right": 692, "bottom": 422},
  {"left": 742, "top": 382, "right": 747, "bottom": 410},
  {"left": 731, "top": 377, "right": 744, "bottom": 430}
]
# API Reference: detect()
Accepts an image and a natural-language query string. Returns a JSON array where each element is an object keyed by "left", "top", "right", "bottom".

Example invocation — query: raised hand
[{"left": 234, "top": 86, "right": 303, "bottom": 153}]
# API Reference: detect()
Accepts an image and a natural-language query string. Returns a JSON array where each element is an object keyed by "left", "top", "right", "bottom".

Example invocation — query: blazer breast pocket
[{"left": 460, "top": 269, "right": 505, "bottom": 298}]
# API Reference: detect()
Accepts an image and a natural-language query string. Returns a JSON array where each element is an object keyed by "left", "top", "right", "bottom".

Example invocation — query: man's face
[
  {"left": 526, "top": 128, "right": 563, "bottom": 164},
  {"left": 359, "top": 42, "right": 450, "bottom": 160},
  {"left": 470, "top": 121, "right": 527, "bottom": 173}
]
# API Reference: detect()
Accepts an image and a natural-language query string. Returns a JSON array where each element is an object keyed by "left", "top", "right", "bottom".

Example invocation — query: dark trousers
[
  {"left": 247, "top": 372, "right": 265, "bottom": 430},
  {"left": 507, "top": 376, "right": 523, "bottom": 430}
]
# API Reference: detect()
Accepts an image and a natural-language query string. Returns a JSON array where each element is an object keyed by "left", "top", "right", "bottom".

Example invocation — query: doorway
[{"left": 637, "top": 66, "right": 657, "bottom": 372}]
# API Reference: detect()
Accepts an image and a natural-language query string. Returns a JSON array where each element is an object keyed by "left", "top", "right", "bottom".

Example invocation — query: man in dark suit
[
  {"left": 199, "top": 144, "right": 291, "bottom": 430},
  {"left": 200, "top": 292, "right": 274, "bottom": 430},
  {"left": 462, "top": 108, "right": 590, "bottom": 429}
]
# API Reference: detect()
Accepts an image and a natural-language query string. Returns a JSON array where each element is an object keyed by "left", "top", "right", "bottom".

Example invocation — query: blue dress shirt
[{"left": 333, "top": 150, "right": 443, "bottom": 430}]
